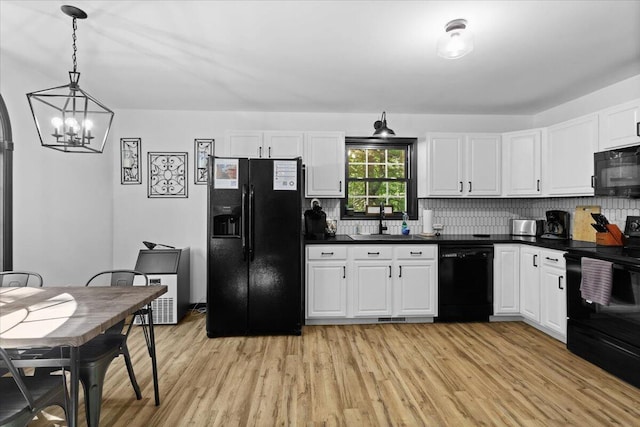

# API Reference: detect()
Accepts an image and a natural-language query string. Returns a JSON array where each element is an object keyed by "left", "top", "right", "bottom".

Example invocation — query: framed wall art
[
  {"left": 194, "top": 138, "right": 214, "bottom": 184},
  {"left": 147, "top": 152, "right": 188, "bottom": 198},
  {"left": 120, "top": 138, "right": 141, "bottom": 184}
]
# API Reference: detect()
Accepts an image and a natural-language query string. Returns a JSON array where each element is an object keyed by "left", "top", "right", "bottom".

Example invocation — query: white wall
[
  {"left": 1, "top": 75, "right": 114, "bottom": 286},
  {"left": 533, "top": 74, "right": 640, "bottom": 127}
]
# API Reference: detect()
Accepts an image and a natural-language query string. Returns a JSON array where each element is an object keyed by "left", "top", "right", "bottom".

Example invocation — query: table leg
[
  {"left": 148, "top": 304, "right": 160, "bottom": 406},
  {"left": 69, "top": 346, "right": 79, "bottom": 427}
]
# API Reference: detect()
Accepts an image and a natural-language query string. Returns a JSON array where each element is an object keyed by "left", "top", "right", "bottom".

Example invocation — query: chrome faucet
[{"left": 378, "top": 202, "right": 388, "bottom": 235}]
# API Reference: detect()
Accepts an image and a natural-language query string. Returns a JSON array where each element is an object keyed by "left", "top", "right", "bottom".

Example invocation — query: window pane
[
  {"left": 367, "top": 149, "right": 385, "bottom": 163},
  {"left": 351, "top": 198, "right": 366, "bottom": 212},
  {"left": 388, "top": 149, "right": 405, "bottom": 164},
  {"left": 389, "top": 198, "right": 406, "bottom": 212},
  {"left": 348, "top": 181, "right": 365, "bottom": 195},
  {"left": 388, "top": 164, "right": 405, "bottom": 179},
  {"left": 348, "top": 149, "right": 366, "bottom": 163},
  {"left": 388, "top": 181, "right": 406, "bottom": 196},
  {"left": 349, "top": 164, "right": 365, "bottom": 178},
  {"left": 367, "top": 164, "right": 386, "bottom": 178}
]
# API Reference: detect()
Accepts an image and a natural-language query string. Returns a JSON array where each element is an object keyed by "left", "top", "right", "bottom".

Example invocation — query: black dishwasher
[{"left": 438, "top": 245, "right": 494, "bottom": 322}]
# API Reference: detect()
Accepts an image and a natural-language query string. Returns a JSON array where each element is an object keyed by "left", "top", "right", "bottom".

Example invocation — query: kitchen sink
[{"left": 348, "top": 234, "right": 426, "bottom": 241}]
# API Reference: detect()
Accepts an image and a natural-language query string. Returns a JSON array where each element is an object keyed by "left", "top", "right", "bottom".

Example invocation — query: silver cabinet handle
[{"left": 591, "top": 175, "right": 596, "bottom": 188}]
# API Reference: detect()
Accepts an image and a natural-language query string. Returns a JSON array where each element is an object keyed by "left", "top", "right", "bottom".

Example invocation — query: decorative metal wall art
[
  {"left": 147, "top": 152, "right": 188, "bottom": 198},
  {"left": 120, "top": 138, "right": 141, "bottom": 184},
  {"left": 194, "top": 139, "right": 214, "bottom": 184}
]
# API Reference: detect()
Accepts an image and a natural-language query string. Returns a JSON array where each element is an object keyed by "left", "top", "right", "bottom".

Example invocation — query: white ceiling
[{"left": 1, "top": 0, "right": 640, "bottom": 115}]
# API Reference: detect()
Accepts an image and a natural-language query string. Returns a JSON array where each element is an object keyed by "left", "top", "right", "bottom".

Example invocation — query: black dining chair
[
  {"left": 37, "top": 269, "right": 159, "bottom": 427},
  {"left": 0, "top": 346, "right": 69, "bottom": 427},
  {"left": 0, "top": 271, "right": 43, "bottom": 287}
]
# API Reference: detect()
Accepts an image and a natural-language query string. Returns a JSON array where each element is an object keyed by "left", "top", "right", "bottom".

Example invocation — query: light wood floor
[{"left": 33, "top": 312, "right": 640, "bottom": 426}]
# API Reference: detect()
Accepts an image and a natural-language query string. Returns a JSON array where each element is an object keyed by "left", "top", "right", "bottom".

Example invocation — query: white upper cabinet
[
  {"left": 466, "top": 134, "right": 501, "bottom": 196},
  {"left": 426, "top": 133, "right": 501, "bottom": 197},
  {"left": 222, "top": 130, "right": 303, "bottom": 158},
  {"left": 222, "top": 131, "right": 264, "bottom": 158},
  {"left": 428, "top": 133, "right": 464, "bottom": 196},
  {"left": 502, "top": 129, "right": 542, "bottom": 196},
  {"left": 263, "top": 131, "right": 304, "bottom": 158},
  {"left": 598, "top": 99, "right": 640, "bottom": 151},
  {"left": 543, "top": 114, "right": 598, "bottom": 196},
  {"left": 304, "top": 131, "right": 345, "bottom": 198}
]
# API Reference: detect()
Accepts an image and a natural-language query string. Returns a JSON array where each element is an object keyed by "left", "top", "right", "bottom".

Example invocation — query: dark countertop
[{"left": 305, "top": 234, "right": 599, "bottom": 252}]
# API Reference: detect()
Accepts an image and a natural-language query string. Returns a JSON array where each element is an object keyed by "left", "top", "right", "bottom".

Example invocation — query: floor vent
[{"left": 377, "top": 317, "right": 407, "bottom": 322}]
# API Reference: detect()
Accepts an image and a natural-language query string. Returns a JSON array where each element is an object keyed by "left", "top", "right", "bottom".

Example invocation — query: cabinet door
[
  {"left": 393, "top": 261, "right": 437, "bottom": 316},
  {"left": 264, "top": 131, "right": 304, "bottom": 159},
  {"left": 223, "top": 131, "right": 264, "bottom": 158},
  {"left": 544, "top": 114, "right": 598, "bottom": 196},
  {"left": 352, "top": 262, "right": 392, "bottom": 317},
  {"left": 466, "top": 134, "right": 501, "bottom": 196},
  {"left": 493, "top": 244, "right": 520, "bottom": 315},
  {"left": 502, "top": 129, "right": 542, "bottom": 196},
  {"left": 540, "top": 266, "right": 566, "bottom": 338},
  {"left": 519, "top": 246, "right": 540, "bottom": 322},
  {"left": 304, "top": 132, "right": 345, "bottom": 197},
  {"left": 428, "top": 133, "right": 464, "bottom": 196},
  {"left": 599, "top": 99, "right": 640, "bottom": 150},
  {"left": 306, "top": 262, "right": 347, "bottom": 318}
]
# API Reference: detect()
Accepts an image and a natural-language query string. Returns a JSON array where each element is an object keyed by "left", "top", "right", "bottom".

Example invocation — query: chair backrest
[
  {"left": 0, "top": 271, "right": 43, "bottom": 287},
  {"left": 85, "top": 269, "right": 148, "bottom": 287}
]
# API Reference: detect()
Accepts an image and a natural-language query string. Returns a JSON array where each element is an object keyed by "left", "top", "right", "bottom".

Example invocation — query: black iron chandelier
[{"left": 27, "top": 5, "right": 114, "bottom": 153}]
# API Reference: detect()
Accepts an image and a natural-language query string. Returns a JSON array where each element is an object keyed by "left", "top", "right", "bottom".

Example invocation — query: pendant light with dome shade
[
  {"left": 373, "top": 111, "right": 395, "bottom": 137},
  {"left": 437, "top": 19, "right": 474, "bottom": 59},
  {"left": 26, "top": 5, "right": 114, "bottom": 153}
]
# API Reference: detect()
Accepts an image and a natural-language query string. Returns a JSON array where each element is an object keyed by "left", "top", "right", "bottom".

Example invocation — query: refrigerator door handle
[
  {"left": 241, "top": 184, "right": 247, "bottom": 260},
  {"left": 249, "top": 184, "right": 255, "bottom": 261}
]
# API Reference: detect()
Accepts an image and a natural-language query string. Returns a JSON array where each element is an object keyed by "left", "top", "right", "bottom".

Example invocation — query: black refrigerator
[{"left": 206, "top": 157, "right": 303, "bottom": 337}]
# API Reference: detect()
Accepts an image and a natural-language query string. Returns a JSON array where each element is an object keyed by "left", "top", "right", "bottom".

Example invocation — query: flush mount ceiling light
[
  {"left": 437, "top": 18, "right": 474, "bottom": 59},
  {"left": 373, "top": 111, "right": 395, "bottom": 137},
  {"left": 26, "top": 5, "right": 114, "bottom": 153}
]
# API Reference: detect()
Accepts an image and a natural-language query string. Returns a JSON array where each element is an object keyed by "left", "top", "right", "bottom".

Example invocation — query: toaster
[{"left": 511, "top": 219, "right": 545, "bottom": 237}]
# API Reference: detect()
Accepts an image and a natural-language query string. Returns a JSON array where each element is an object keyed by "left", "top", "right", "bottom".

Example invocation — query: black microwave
[{"left": 594, "top": 144, "right": 640, "bottom": 197}]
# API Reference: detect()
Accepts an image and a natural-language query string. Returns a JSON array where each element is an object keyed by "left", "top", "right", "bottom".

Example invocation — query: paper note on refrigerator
[
  {"left": 273, "top": 160, "right": 297, "bottom": 191},
  {"left": 213, "top": 158, "right": 239, "bottom": 189}
]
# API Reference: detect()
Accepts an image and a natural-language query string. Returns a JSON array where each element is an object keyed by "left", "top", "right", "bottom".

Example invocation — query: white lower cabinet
[
  {"left": 393, "top": 246, "right": 438, "bottom": 316},
  {"left": 539, "top": 250, "right": 567, "bottom": 339},
  {"left": 305, "top": 244, "right": 438, "bottom": 322},
  {"left": 519, "top": 246, "right": 541, "bottom": 322},
  {"left": 306, "top": 246, "right": 347, "bottom": 318},
  {"left": 352, "top": 246, "right": 393, "bottom": 317},
  {"left": 519, "top": 246, "right": 567, "bottom": 342},
  {"left": 493, "top": 244, "right": 520, "bottom": 316}
]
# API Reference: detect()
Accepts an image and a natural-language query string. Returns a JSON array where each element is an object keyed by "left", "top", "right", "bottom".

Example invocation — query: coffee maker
[
  {"left": 304, "top": 202, "right": 327, "bottom": 240},
  {"left": 540, "top": 210, "right": 570, "bottom": 240}
]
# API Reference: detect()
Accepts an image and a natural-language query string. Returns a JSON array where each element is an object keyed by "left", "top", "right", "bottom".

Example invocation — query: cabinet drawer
[
  {"left": 307, "top": 246, "right": 347, "bottom": 260},
  {"left": 351, "top": 246, "right": 393, "bottom": 260},
  {"left": 394, "top": 245, "right": 437, "bottom": 260},
  {"left": 541, "top": 249, "right": 566, "bottom": 269}
]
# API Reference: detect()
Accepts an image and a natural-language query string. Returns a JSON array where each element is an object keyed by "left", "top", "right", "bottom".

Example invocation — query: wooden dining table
[{"left": 0, "top": 285, "right": 167, "bottom": 427}]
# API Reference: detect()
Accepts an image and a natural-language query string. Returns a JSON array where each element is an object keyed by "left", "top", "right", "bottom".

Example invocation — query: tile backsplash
[{"left": 304, "top": 197, "right": 640, "bottom": 237}]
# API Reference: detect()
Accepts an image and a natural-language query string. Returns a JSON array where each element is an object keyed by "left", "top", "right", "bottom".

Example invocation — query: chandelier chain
[{"left": 71, "top": 17, "right": 78, "bottom": 72}]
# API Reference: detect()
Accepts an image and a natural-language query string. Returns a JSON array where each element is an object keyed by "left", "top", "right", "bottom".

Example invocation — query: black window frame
[{"left": 341, "top": 136, "right": 418, "bottom": 221}]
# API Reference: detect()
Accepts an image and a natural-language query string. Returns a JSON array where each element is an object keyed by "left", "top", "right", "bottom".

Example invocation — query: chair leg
[
  {"left": 148, "top": 306, "right": 160, "bottom": 406},
  {"left": 121, "top": 343, "right": 142, "bottom": 400},
  {"left": 79, "top": 353, "right": 118, "bottom": 427}
]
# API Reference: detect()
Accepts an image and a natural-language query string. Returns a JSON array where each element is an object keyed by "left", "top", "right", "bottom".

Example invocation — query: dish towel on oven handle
[{"left": 580, "top": 257, "right": 614, "bottom": 306}]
